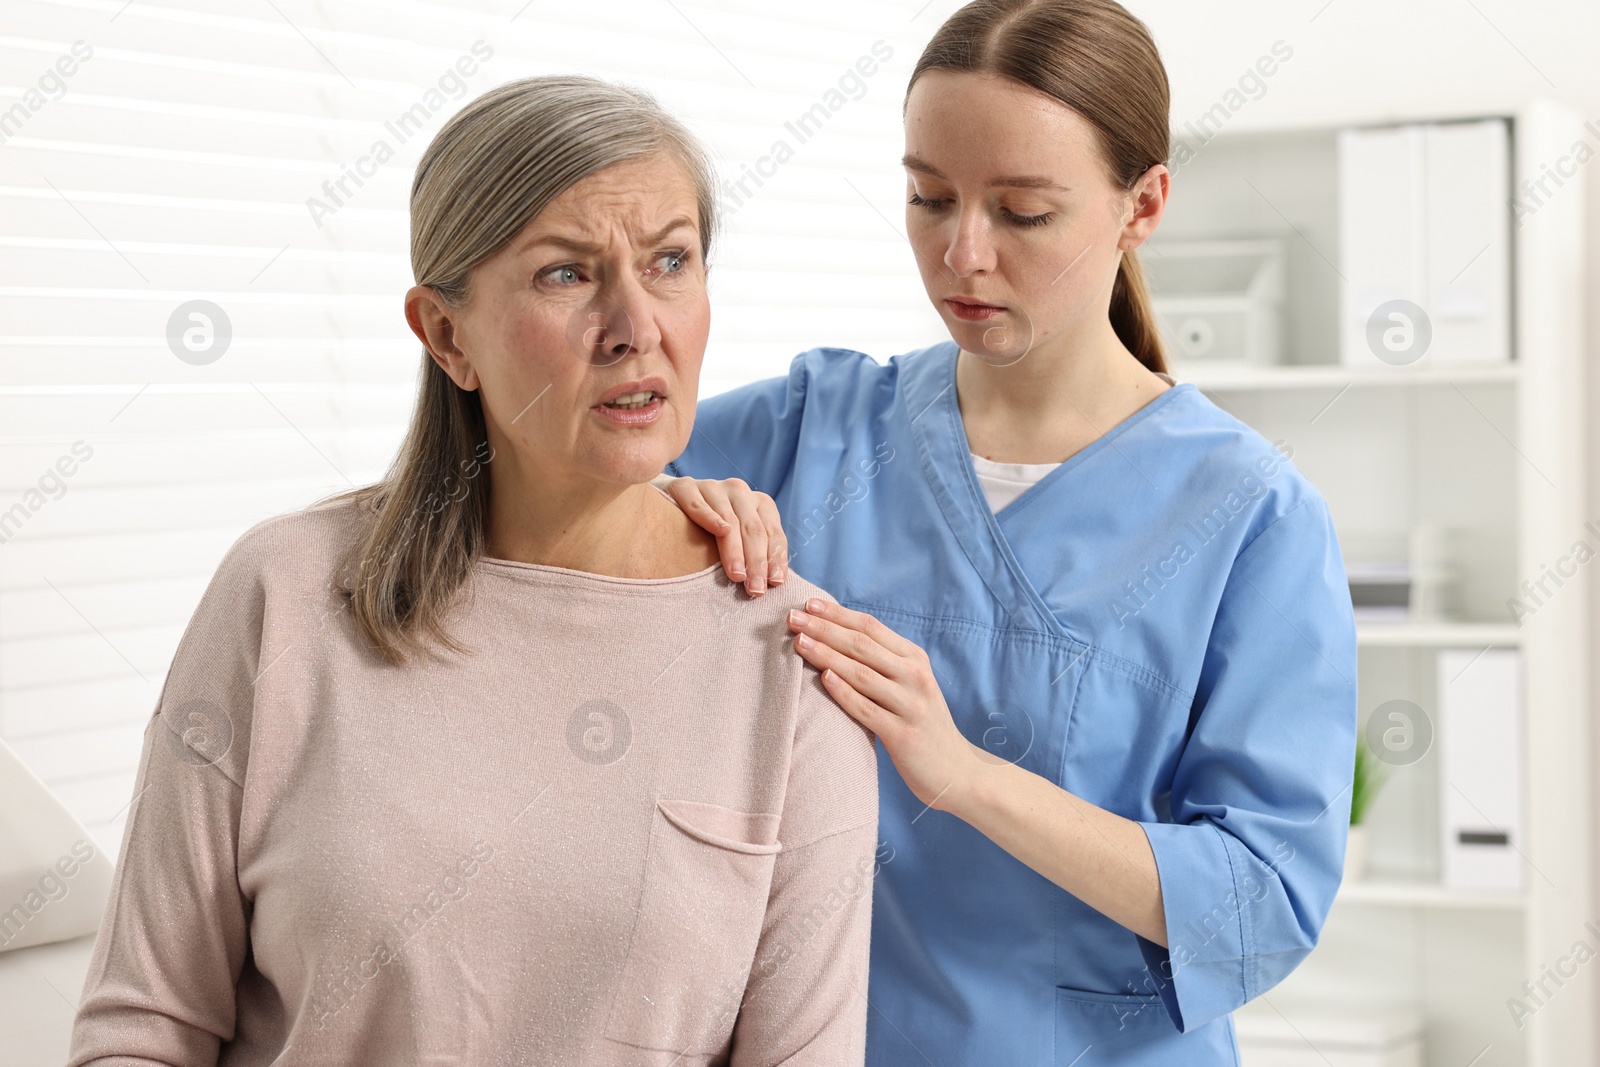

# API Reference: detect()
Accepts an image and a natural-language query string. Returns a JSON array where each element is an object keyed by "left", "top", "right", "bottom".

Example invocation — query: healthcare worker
[{"left": 659, "top": 0, "right": 1357, "bottom": 1062}]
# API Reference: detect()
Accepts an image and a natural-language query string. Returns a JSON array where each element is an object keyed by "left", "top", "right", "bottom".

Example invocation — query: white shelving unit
[
  {"left": 1158, "top": 102, "right": 1593, "bottom": 1067},
  {"left": 1180, "top": 362, "right": 1522, "bottom": 391},
  {"left": 1337, "top": 877, "right": 1525, "bottom": 912}
]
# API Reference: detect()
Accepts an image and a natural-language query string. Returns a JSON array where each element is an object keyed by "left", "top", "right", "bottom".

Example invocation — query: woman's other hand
[
  {"left": 655, "top": 476, "right": 787, "bottom": 596},
  {"left": 787, "top": 599, "right": 986, "bottom": 811},
  {"left": 788, "top": 598, "right": 1171, "bottom": 946}
]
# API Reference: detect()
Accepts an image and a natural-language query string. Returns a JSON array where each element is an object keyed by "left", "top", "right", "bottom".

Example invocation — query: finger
[
  {"left": 792, "top": 629, "right": 904, "bottom": 712},
  {"left": 790, "top": 610, "right": 907, "bottom": 683},
  {"left": 694, "top": 481, "right": 747, "bottom": 583},
  {"left": 666, "top": 479, "right": 734, "bottom": 534},
  {"left": 724, "top": 480, "right": 769, "bottom": 595},
  {"left": 753, "top": 493, "right": 789, "bottom": 586},
  {"left": 815, "top": 666, "right": 892, "bottom": 739},
  {"left": 796, "top": 600, "right": 924, "bottom": 664}
]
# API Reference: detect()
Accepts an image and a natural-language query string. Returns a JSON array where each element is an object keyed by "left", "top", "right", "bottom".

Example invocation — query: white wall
[
  {"left": 1128, "top": 0, "right": 1600, "bottom": 128},
  {"left": 0, "top": 0, "right": 941, "bottom": 857}
]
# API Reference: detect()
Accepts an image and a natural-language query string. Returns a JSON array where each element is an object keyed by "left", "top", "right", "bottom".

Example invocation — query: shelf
[
  {"left": 1151, "top": 103, "right": 1594, "bottom": 1066},
  {"left": 1355, "top": 621, "right": 1521, "bottom": 647},
  {"left": 1336, "top": 877, "right": 1526, "bottom": 910},
  {"left": 1174, "top": 361, "right": 1519, "bottom": 391}
]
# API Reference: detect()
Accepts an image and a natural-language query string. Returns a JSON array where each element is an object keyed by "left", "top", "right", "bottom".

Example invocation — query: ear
[
  {"left": 405, "top": 285, "right": 479, "bottom": 391},
  {"left": 1117, "top": 163, "right": 1169, "bottom": 252}
]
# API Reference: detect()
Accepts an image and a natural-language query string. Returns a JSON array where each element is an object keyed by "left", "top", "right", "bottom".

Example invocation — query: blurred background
[{"left": 2, "top": 0, "right": 1599, "bottom": 1064}]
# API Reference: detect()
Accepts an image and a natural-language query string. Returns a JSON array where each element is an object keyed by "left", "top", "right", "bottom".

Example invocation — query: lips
[
  {"left": 595, "top": 377, "right": 668, "bottom": 408},
  {"left": 945, "top": 297, "right": 1006, "bottom": 322},
  {"left": 591, "top": 376, "right": 669, "bottom": 427},
  {"left": 603, "top": 390, "right": 656, "bottom": 411}
]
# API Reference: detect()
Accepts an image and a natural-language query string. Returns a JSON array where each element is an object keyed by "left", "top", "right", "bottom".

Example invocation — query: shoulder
[
  {"left": 745, "top": 575, "right": 876, "bottom": 742},
  {"left": 734, "top": 346, "right": 896, "bottom": 422},
  {"left": 672, "top": 344, "right": 933, "bottom": 486},
  {"left": 702, "top": 569, "right": 839, "bottom": 665},
  {"left": 207, "top": 493, "right": 376, "bottom": 612},
  {"left": 730, "top": 569, "right": 839, "bottom": 636},
  {"left": 735, "top": 577, "right": 878, "bottom": 839},
  {"left": 673, "top": 569, "right": 874, "bottom": 771},
  {"left": 701, "top": 346, "right": 890, "bottom": 408},
  {"left": 767, "top": 342, "right": 956, "bottom": 440},
  {"left": 1155, "top": 385, "right": 1334, "bottom": 552},
  {"left": 784, "top": 344, "right": 925, "bottom": 406},
  {"left": 156, "top": 497, "right": 376, "bottom": 784},
  {"left": 789, "top": 345, "right": 889, "bottom": 381},
  {"left": 717, "top": 571, "right": 861, "bottom": 730}
]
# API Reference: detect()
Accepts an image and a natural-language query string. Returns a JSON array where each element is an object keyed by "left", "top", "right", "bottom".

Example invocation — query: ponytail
[{"left": 1110, "top": 249, "right": 1166, "bottom": 374}]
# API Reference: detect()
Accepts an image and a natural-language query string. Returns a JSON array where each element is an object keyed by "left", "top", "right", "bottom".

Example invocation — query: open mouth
[{"left": 602, "top": 390, "right": 658, "bottom": 410}]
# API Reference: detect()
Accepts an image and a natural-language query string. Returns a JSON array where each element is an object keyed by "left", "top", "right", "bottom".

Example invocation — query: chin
[
  {"left": 948, "top": 318, "right": 1036, "bottom": 367},
  {"left": 591, "top": 445, "right": 680, "bottom": 487}
]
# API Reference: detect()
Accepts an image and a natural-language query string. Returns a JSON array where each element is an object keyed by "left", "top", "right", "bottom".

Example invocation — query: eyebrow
[
  {"left": 516, "top": 215, "right": 698, "bottom": 256},
  {"left": 901, "top": 153, "right": 1070, "bottom": 192}
]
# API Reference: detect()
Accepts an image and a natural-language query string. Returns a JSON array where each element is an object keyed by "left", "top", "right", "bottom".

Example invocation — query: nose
[
  {"left": 577, "top": 272, "right": 662, "bottom": 367},
  {"left": 944, "top": 208, "right": 997, "bottom": 277}
]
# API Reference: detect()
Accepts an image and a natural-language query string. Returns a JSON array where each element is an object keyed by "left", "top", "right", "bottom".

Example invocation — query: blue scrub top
[{"left": 668, "top": 341, "right": 1357, "bottom": 1066}]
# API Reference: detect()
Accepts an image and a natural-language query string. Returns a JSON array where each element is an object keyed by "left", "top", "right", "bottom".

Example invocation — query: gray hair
[
  {"left": 413, "top": 75, "right": 719, "bottom": 306},
  {"left": 323, "top": 75, "right": 719, "bottom": 664}
]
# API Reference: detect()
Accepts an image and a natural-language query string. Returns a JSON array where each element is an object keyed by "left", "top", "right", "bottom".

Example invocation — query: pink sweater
[{"left": 68, "top": 499, "right": 879, "bottom": 1066}]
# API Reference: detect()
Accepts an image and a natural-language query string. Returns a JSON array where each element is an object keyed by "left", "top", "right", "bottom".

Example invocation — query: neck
[
  {"left": 482, "top": 452, "right": 717, "bottom": 579},
  {"left": 955, "top": 315, "right": 1167, "bottom": 465}
]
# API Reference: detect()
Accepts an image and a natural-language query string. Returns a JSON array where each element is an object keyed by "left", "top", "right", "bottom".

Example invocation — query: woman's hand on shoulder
[
  {"left": 658, "top": 476, "right": 787, "bottom": 596},
  {"left": 787, "top": 599, "right": 986, "bottom": 813}
]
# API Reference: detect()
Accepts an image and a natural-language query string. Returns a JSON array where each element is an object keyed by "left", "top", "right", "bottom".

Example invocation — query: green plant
[{"left": 1350, "top": 739, "right": 1389, "bottom": 826}]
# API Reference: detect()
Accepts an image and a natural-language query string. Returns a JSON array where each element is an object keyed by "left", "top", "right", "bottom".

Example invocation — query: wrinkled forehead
[{"left": 529, "top": 153, "right": 703, "bottom": 247}]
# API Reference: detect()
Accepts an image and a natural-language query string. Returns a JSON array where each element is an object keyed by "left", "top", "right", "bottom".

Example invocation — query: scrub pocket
[
  {"left": 1055, "top": 987, "right": 1179, "bottom": 1065},
  {"left": 605, "top": 798, "right": 782, "bottom": 1056}
]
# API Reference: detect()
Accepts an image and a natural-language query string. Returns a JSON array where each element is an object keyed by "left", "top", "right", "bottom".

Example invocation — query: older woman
[{"left": 68, "top": 76, "right": 877, "bottom": 1067}]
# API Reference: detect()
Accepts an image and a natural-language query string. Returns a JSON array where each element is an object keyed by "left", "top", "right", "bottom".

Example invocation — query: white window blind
[{"left": 0, "top": 0, "right": 949, "bottom": 857}]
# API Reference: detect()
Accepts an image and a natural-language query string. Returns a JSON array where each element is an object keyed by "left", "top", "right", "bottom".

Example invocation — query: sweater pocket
[{"left": 604, "top": 797, "right": 782, "bottom": 1057}]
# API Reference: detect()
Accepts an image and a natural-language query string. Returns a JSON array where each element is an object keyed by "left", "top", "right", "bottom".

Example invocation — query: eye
[
  {"left": 1002, "top": 207, "right": 1054, "bottom": 228},
  {"left": 645, "top": 248, "right": 693, "bottom": 279},
  {"left": 909, "top": 192, "right": 949, "bottom": 211},
  {"left": 539, "top": 264, "right": 585, "bottom": 286}
]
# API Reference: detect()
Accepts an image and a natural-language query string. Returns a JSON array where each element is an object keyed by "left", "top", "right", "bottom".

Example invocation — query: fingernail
[
  {"left": 771, "top": 566, "right": 786, "bottom": 585},
  {"left": 806, "top": 598, "right": 824, "bottom": 614},
  {"left": 796, "top": 633, "right": 815, "bottom": 651},
  {"left": 729, "top": 563, "right": 745, "bottom": 580},
  {"left": 788, "top": 609, "right": 806, "bottom": 627}
]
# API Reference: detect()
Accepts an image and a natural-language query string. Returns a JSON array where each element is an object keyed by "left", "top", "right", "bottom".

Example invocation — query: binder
[
  {"left": 1436, "top": 648, "right": 1523, "bottom": 891},
  {"left": 1339, "top": 120, "right": 1510, "bottom": 366}
]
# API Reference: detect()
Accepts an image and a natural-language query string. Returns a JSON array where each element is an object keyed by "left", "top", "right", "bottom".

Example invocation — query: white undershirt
[
  {"left": 969, "top": 372, "right": 1176, "bottom": 513},
  {"left": 969, "top": 454, "right": 1065, "bottom": 513}
]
